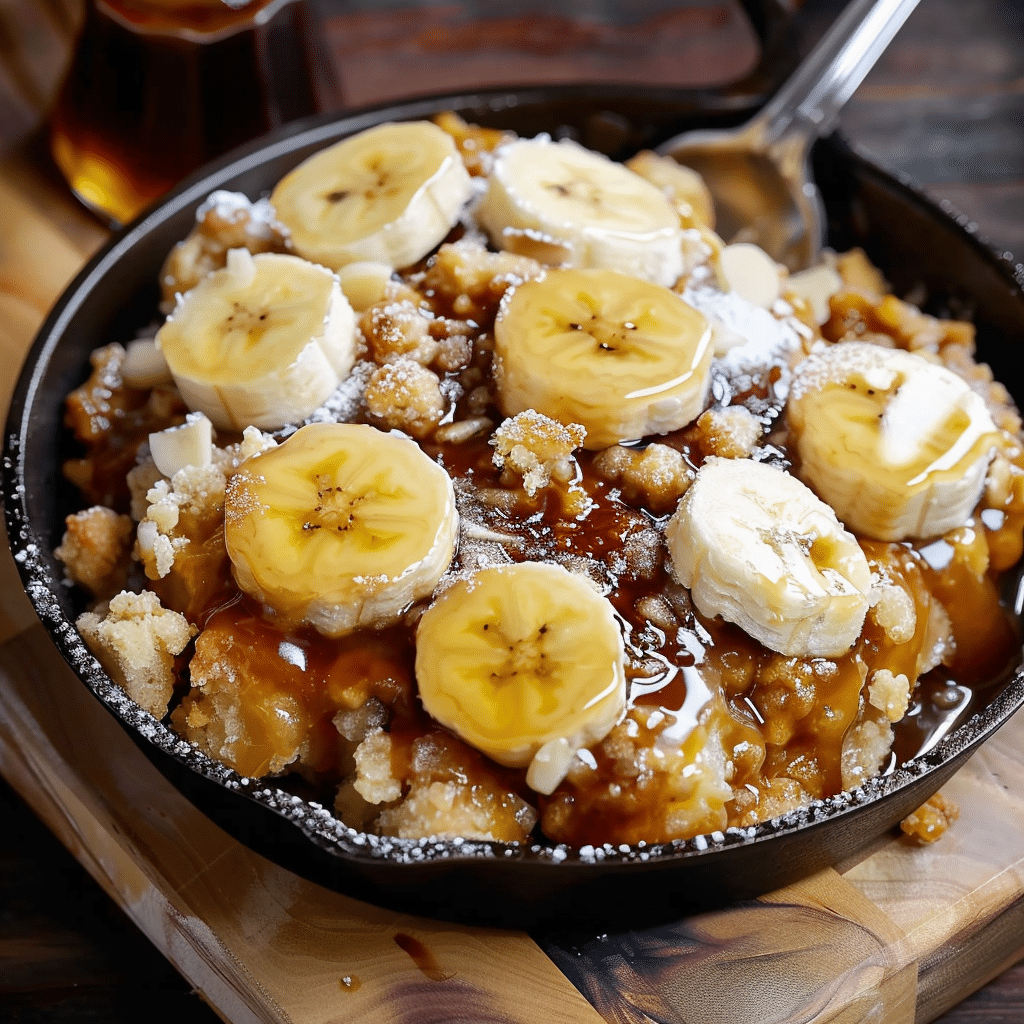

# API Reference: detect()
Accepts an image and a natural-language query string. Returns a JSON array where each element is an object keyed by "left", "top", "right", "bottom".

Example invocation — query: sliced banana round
[
  {"left": 416, "top": 561, "right": 627, "bottom": 795},
  {"left": 788, "top": 342, "right": 1000, "bottom": 541},
  {"left": 666, "top": 457, "right": 873, "bottom": 659},
  {"left": 270, "top": 121, "right": 473, "bottom": 271},
  {"left": 476, "top": 136, "right": 684, "bottom": 287},
  {"left": 156, "top": 249, "right": 356, "bottom": 432},
  {"left": 494, "top": 267, "right": 713, "bottom": 449},
  {"left": 224, "top": 422, "right": 458, "bottom": 638}
]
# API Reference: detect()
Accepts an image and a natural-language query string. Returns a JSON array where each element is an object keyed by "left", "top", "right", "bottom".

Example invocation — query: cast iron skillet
[{"left": 5, "top": 79, "right": 1024, "bottom": 928}]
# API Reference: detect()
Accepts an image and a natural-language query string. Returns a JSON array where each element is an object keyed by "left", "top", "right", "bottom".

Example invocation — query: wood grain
[
  {"left": 543, "top": 869, "right": 919, "bottom": 1024},
  {"left": 0, "top": 143, "right": 107, "bottom": 648},
  {"left": 837, "top": 0, "right": 1024, "bottom": 258},
  {"left": 324, "top": 2, "right": 760, "bottom": 108},
  {"left": 538, "top": 726, "right": 1024, "bottom": 1024},
  {"left": 0, "top": 775, "right": 218, "bottom": 1020}
]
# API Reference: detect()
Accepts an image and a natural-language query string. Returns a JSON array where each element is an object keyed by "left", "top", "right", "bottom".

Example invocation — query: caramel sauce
[
  {"left": 176, "top": 600, "right": 419, "bottom": 778},
  {"left": 87, "top": 336, "right": 1024, "bottom": 844},
  {"left": 63, "top": 347, "right": 186, "bottom": 512},
  {"left": 172, "top": 590, "right": 534, "bottom": 830},
  {"left": 62, "top": 232, "right": 1024, "bottom": 849},
  {"left": 917, "top": 525, "right": 1019, "bottom": 683},
  {"left": 150, "top": 506, "right": 233, "bottom": 626},
  {"left": 393, "top": 933, "right": 453, "bottom": 982}
]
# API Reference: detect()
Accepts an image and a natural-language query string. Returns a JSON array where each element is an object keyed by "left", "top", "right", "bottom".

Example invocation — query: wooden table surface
[{"left": 2, "top": 0, "right": 1024, "bottom": 1021}]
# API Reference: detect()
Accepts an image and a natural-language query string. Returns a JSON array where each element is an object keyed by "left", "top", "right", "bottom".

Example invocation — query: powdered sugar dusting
[
  {"left": 279, "top": 360, "right": 375, "bottom": 436},
  {"left": 682, "top": 273, "right": 804, "bottom": 386},
  {"left": 789, "top": 339, "right": 901, "bottom": 402},
  {"left": 196, "top": 190, "right": 281, "bottom": 241}
]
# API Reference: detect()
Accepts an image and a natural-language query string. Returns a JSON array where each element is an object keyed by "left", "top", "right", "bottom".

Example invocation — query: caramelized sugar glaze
[{"left": 58, "top": 118, "right": 1024, "bottom": 850}]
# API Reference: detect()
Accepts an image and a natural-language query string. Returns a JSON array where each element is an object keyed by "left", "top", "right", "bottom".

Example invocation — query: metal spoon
[{"left": 658, "top": 0, "right": 921, "bottom": 270}]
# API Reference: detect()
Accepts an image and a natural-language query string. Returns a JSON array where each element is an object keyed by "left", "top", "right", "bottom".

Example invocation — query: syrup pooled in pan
[{"left": 55, "top": 117, "right": 1024, "bottom": 852}]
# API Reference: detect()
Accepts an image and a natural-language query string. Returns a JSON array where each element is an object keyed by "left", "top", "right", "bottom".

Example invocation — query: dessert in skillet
[{"left": 56, "top": 114, "right": 1024, "bottom": 849}]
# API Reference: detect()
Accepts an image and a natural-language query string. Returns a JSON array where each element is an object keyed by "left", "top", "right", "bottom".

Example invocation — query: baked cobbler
[{"left": 57, "top": 113, "right": 1024, "bottom": 848}]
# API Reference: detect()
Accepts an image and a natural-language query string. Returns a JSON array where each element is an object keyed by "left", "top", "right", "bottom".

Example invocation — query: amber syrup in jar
[{"left": 50, "top": 0, "right": 333, "bottom": 226}]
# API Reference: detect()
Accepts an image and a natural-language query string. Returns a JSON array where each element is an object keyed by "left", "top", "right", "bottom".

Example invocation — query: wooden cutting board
[{"left": 2, "top": 123, "right": 1024, "bottom": 1024}]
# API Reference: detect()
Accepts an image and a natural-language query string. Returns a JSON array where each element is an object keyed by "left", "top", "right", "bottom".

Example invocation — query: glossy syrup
[{"left": 63, "top": 250, "right": 1024, "bottom": 847}]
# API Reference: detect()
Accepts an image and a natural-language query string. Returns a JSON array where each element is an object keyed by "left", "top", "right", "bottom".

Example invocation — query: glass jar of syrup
[{"left": 50, "top": 0, "right": 335, "bottom": 226}]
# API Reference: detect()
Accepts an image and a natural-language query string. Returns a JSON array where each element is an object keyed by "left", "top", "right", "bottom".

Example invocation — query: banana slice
[
  {"left": 416, "top": 561, "right": 627, "bottom": 795},
  {"left": 666, "top": 457, "right": 872, "bottom": 658},
  {"left": 476, "top": 136, "right": 684, "bottom": 287},
  {"left": 224, "top": 422, "right": 458, "bottom": 637},
  {"left": 494, "top": 267, "right": 713, "bottom": 449},
  {"left": 157, "top": 249, "right": 356, "bottom": 432},
  {"left": 270, "top": 121, "right": 473, "bottom": 271},
  {"left": 788, "top": 342, "right": 1000, "bottom": 541}
]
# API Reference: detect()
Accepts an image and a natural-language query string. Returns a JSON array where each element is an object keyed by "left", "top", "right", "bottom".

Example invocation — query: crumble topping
[
  {"left": 50, "top": 115, "right": 1024, "bottom": 854},
  {"left": 77, "top": 590, "right": 195, "bottom": 719},
  {"left": 55, "top": 506, "right": 134, "bottom": 599}
]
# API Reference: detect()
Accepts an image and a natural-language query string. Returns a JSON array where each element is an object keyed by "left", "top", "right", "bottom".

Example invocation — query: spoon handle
[{"left": 757, "top": 0, "right": 921, "bottom": 147}]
